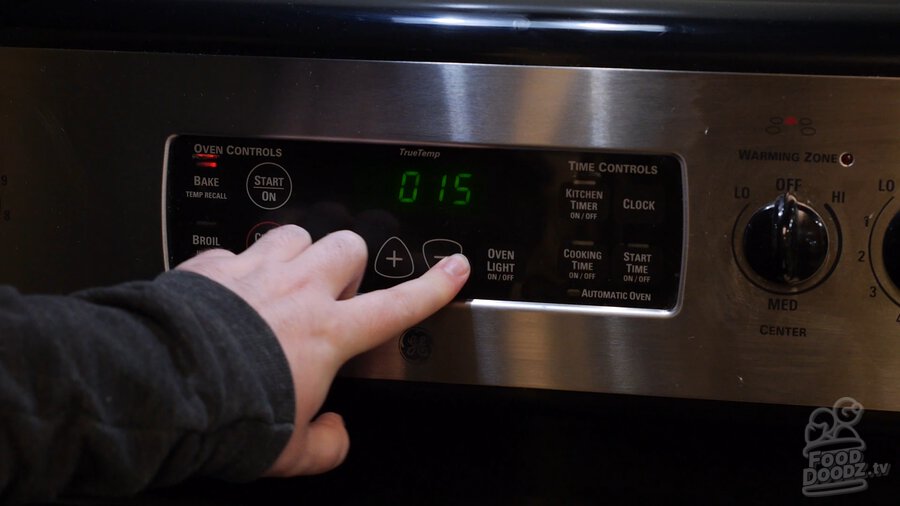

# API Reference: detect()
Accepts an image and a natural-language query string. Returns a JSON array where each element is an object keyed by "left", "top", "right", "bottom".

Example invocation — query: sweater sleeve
[{"left": 0, "top": 270, "right": 296, "bottom": 504}]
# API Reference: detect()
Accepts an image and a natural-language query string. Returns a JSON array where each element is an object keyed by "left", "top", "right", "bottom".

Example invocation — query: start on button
[{"left": 246, "top": 162, "right": 293, "bottom": 210}]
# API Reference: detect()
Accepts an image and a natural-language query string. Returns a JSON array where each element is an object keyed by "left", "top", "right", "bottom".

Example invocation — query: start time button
[{"left": 246, "top": 162, "right": 292, "bottom": 210}]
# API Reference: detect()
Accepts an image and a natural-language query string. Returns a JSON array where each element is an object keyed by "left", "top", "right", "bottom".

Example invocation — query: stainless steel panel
[{"left": 1, "top": 47, "right": 898, "bottom": 409}]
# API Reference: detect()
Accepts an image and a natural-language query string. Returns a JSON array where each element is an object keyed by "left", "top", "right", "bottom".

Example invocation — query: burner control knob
[
  {"left": 883, "top": 211, "right": 900, "bottom": 290},
  {"left": 743, "top": 193, "right": 829, "bottom": 286}
]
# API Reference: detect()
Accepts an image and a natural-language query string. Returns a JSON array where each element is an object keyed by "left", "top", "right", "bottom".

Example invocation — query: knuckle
[
  {"left": 265, "top": 224, "right": 311, "bottom": 248},
  {"left": 326, "top": 230, "right": 368, "bottom": 261},
  {"left": 328, "top": 434, "right": 350, "bottom": 471}
]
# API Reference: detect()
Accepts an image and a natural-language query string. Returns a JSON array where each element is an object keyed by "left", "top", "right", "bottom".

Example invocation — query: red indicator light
[
  {"left": 193, "top": 153, "right": 219, "bottom": 160},
  {"left": 784, "top": 116, "right": 799, "bottom": 126},
  {"left": 840, "top": 152, "right": 855, "bottom": 167},
  {"left": 196, "top": 161, "right": 218, "bottom": 168}
]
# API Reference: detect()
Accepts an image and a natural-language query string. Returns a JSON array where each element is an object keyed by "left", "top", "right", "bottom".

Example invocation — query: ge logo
[{"left": 399, "top": 327, "right": 433, "bottom": 363}]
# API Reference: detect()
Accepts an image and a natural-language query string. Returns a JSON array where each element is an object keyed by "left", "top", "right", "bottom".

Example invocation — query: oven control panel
[
  {"left": 164, "top": 136, "right": 685, "bottom": 311},
  {"left": 9, "top": 47, "right": 900, "bottom": 410}
]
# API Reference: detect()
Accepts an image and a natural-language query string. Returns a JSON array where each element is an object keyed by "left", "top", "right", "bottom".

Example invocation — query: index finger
[{"left": 336, "top": 254, "right": 470, "bottom": 359}]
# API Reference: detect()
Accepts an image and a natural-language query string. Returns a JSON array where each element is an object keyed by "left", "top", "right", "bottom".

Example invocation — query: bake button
[
  {"left": 614, "top": 244, "right": 661, "bottom": 286},
  {"left": 559, "top": 181, "right": 609, "bottom": 222},
  {"left": 559, "top": 241, "right": 608, "bottom": 284},
  {"left": 616, "top": 186, "right": 664, "bottom": 224}
]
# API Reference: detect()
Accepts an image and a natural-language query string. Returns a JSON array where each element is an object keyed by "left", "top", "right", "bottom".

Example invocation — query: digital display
[
  {"left": 166, "top": 136, "right": 684, "bottom": 310},
  {"left": 396, "top": 170, "right": 473, "bottom": 206}
]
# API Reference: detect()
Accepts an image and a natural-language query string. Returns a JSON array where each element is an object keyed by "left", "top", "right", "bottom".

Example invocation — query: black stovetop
[{"left": 2, "top": 0, "right": 900, "bottom": 75}]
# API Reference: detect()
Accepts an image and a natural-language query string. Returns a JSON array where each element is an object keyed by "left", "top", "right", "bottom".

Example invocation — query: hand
[{"left": 176, "top": 225, "right": 470, "bottom": 477}]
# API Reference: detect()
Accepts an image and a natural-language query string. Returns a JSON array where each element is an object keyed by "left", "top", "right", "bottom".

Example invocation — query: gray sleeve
[{"left": 0, "top": 270, "right": 296, "bottom": 504}]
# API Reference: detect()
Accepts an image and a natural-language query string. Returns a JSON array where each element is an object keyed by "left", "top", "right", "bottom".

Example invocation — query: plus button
[
  {"left": 374, "top": 237, "right": 415, "bottom": 279},
  {"left": 386, "top": 250, "right": 404, "bottom": 268}
]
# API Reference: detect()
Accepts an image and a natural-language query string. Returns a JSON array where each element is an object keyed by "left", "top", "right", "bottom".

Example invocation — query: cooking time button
[
  {"left": 246, "top": 162, "right": 292, "bottom": 210},
  {"left": 559, "top": 240, "right": 608, "bottom": 285}
]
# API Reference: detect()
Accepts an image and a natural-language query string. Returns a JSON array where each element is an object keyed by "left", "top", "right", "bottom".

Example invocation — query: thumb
[{"left": 265, "top": 412, "right": 350, "bottom": 477}]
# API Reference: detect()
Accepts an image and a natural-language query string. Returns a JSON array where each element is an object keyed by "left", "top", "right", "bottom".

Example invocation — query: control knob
[
  {"left": 742, "top": 192, "right": 828, "bottom": 286},
  {"left": 883, "top": 211, "right": 900, "bottom": 290}
]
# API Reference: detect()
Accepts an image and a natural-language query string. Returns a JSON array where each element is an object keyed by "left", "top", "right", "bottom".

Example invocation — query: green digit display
[
  {"left": 397, "top": 170, "right": 471, "bottom": 206},
  {"left": 438, "top": 174, "right": 448, "bottom": 202},
  {"left": 398, "top": 171, "right": 421, "bottom": 203},
  {"left": 453, "top": 173, "right": 472, "bottom": 206}
]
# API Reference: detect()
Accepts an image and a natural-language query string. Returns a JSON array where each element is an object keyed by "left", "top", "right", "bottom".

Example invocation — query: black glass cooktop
[{"left": 3, "top": 0, "right": 900, "bottom": 75}]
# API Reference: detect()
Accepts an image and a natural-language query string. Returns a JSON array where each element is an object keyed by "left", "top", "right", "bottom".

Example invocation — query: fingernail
[{"left": 441, "top": 254, "right": 470, "bottom": 277}]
